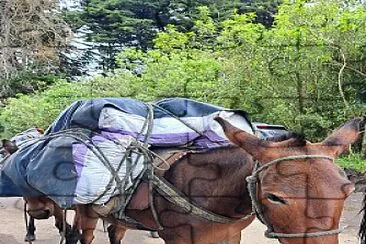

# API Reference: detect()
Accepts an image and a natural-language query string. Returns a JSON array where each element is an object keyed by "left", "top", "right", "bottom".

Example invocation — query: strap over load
[{"left": 0, "top": 97, "right": 254, "bottom": 209}]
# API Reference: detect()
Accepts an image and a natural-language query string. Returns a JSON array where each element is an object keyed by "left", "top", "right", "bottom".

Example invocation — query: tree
[
  {"left": 76, "top": 0, "right": 243, "bottom": 47},
  {"left": 0, "top": 0, "right": 71, "bottom": 100},
  {"left": 64, "top": 0, "right": 282, "bottom": 72}
]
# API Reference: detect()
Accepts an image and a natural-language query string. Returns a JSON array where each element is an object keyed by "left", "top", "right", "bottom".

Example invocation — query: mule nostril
[
  {"left": 342, "top": 183, "right": 355, "bottom": 197},
  {"left": 266, "top": 193, "right": 288, "bottom": 205},
  {"left": 27, "top": 209, "right": 51, "bottom": 219}
]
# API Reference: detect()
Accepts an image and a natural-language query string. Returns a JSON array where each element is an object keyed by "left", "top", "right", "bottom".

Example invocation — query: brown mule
[{"left": 20, "top": 117, "right": 365, "bottom": 244}]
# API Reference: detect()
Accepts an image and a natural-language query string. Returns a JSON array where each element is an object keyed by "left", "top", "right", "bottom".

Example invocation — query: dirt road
[{"left": 0, "top": 193, "right": 363, "bottom": 244}]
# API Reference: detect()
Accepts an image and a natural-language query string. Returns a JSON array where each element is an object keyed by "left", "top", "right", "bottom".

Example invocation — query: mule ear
[
  {"left": 215, "top": 117, "right": 270, "bottom": 159},
  {"left": 322, "top": 117, "right": 365, "bottom": 156},
  {"left": 1, "top": 139, "right": 18, "bottom": 154}
]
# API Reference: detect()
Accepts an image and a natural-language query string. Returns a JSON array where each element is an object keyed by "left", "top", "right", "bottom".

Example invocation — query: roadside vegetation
[
  {"left": 0, "top": 0, "right": 365, "bottom": 170},
  {"left": 337, "top": 154, "right": 366, "bottom": 173}
]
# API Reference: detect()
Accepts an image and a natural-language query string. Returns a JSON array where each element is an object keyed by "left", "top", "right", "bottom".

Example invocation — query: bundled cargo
[{"left": 0, "top": 98, "right": 253, "bottom": 209}]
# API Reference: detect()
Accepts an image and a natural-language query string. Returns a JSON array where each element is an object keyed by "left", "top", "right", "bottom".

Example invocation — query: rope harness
[{"left": 247, "top": 155, "right": 347, "bottom": 239}]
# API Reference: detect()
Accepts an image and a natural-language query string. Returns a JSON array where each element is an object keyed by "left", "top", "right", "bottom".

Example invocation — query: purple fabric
[
  {"left": 73, "top": 129, "right": 230, "bottom": 170},
  {"left": 72, "top": 143, "right": 88, "bottom": 177},
  {"left": 101, "top": 131, "right": 130, "bottom": 141},
  {"left": 192, "top": 130, "right": 230, "bottom": 148},
  {"left": 101, "top": 129, "right": 229, "bottom": 148},
  {"left": 72, "top": 126, "right": 232, "bottom": 174},
  {"left": 72, "top": 136, "right": 113, "bottom": 172},
  {"left": 101, "top": 130, "right": 201, "bottom": 146},
  {"left": 91, "top": 135, "right": 109, "bottom": 144},
  {"left": 100, "top": 130, "right": 228, "bottom": 148}
]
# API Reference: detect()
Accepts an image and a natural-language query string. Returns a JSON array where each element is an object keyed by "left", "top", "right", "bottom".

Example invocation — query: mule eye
[{"left": 266, "top": 193, "right": 287, "bottom": 205}]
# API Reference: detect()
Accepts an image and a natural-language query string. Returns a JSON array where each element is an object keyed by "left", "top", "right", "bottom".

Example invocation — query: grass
[{"left": 336, "top": 153, "right": 366, "bottom": 173}]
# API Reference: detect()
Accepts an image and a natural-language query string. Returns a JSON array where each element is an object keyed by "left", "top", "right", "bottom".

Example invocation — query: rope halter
[{"left": 246, "top": 155, "right": 348, "bottom": 239}]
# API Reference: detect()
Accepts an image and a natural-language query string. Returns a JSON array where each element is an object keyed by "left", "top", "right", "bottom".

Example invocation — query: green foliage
[
  {"left": 115, "top": 0, "right": 365, "bottom": 141},
  {"left": 337, "top": 154, "right": 366, "bottom": 172},
  {"left": 1, "top": 0, "right": 365, "bottom": 147},
  {"left": 0, "top": 76, "right": 136, "bottom": 137},
  {"left": 153, "top": 25, "right": 192, "bottom": 52},
  {"left": 0, "top": 68, "right": 60, "bottom": 101}
]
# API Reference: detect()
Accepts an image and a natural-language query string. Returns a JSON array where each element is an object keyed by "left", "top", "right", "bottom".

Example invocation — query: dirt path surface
[{"left": 0, "top": 193, "right": 363, "bottom": 244}]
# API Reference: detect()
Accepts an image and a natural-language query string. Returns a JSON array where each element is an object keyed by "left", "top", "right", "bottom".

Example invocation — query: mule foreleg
[
  {"left": 24, "top": 216, "right": 36, "bottom": 242},
  {"left": 53, "top": 207, "right": 72, "bottom": 236},
  {"left": 76, "top": 205, "right": 99, "bottom": 244},
  {"left": 64, "top": 209, "right": 82, "bottom": 244},
  {"left": 52, "top": 207, "right": 82, "bottom": 244},
  {"left": 107, "top": 224, "right": 127, "bottom": 244}
]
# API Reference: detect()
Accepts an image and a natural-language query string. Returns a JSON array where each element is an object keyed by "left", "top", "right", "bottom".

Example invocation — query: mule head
[
  {"left": 25, "top": 196, "right": 55, "bottom": 219},
  {"left": 1, "top": 139, "right": 55, "bottom": 220},
  {"left": 0, "top": 139, "right": 18, "bottom": 155},
  {"left": 215, "top": 117, "right": 364, "bottom": 244}
]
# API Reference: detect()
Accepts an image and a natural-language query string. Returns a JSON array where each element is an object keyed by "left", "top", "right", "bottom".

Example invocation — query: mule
[
  {"left": 23, "top": 117, "right": 364, "bottom": 244},
  {"left": 1, "top": 139, "right": 73, "bottom": 243}
]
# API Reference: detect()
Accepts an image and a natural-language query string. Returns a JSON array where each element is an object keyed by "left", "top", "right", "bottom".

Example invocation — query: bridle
[{"left": 246, "top": 154, "right": 347, "bottom": 239}]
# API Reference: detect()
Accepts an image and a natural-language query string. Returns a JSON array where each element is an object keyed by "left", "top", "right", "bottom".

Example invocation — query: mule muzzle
[{"left": 27, "top": 209, "right": 52, "bottom": 219}]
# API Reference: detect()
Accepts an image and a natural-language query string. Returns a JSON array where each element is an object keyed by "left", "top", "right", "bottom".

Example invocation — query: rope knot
[{"left": 246, "top": 175, "right": 256, "bottom": 183}]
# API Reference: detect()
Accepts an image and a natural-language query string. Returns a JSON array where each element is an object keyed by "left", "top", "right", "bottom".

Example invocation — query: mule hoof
[
  {"left": 65, "top": 232, "right": 82, "bottom": 244},
  {"left": 150, "top": 231, "right": 159, "bottom": 238},
  {"left": 24, "top": 234, "right": 36, "bottom": 242}
]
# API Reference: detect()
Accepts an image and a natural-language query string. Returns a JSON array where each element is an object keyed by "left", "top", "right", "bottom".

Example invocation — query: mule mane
[
  {"left": 263, "top": 131, "right": 307, "bottom": 147},
  {"left": 165, "top": 145, "right": 250, "bottom": 177},
  {"left": 167, "top": 131, "right": 302, "bottom": 167},
  {"left": 264, "top": 131, "right": 304, "bottom": 142}
]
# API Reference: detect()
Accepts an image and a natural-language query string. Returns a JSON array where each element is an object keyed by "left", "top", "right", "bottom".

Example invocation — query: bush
[
  {"left": 336, "top": 153, "right": 366, "bottom": 172},
  {"left": 0, "top": 76, "right": 136, "bottom": 138}
]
